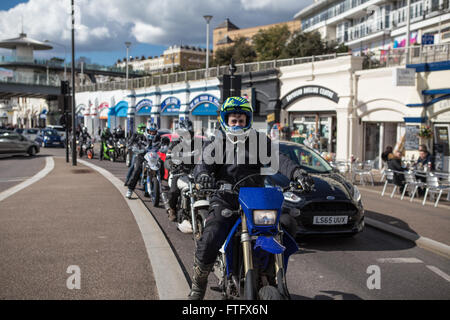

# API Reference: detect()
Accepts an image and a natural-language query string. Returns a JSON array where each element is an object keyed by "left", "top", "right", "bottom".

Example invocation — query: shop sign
[
  {"left": 136, "top": 99, "right": 153, "bottom": 112},
  {"left": 161, "top": 97, "right": 181, "bottom": 115},
  {"left": 267, "top": 113, "right": 275, "bottom": 123},
  {"left": 281, "top": 85, "right": 339, "bottom": 109},
  {"left": 189, "top": 94, "right": 219, "bottom": 111},
  {"left": 392, "top": 68, "right": 415, "bottom": 86}
]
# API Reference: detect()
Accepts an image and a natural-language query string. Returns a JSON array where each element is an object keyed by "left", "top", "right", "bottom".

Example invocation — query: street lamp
[
  {"left": 203, "top": 15, "right": 213, "bottom": 78},
  {"left": 125, "top": 41, "right": 131, "bottom": 89},
  {"left": 44, "top": 39, "right": 67, "bottom": 80}
]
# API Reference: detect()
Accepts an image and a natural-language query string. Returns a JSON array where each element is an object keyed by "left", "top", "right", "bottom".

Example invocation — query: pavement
[
  {"left": 0, "top": 155, "right": 449, "bottom": 299},
  {"left": 0, "top": 156, "right": 189, "bottom": 299}
]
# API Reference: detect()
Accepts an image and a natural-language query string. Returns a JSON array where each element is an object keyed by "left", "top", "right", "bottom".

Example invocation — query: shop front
[
  {"left": 108, "top": 100, "right": 128, "bottom": 130},
  {"left": 160, "top": 97, "right": 180, "bottom": 130},
  {"left": 280, "top": 85, "right": 340, "bottom": 155},
  {"left": 189, "top": 94, "right": 220, "bottom": 135},
  {"left": 135, "top": 99, "right": 152, "bottom": 127},
  {"left": 98, "top": 102, "right": 109, "bottom": 129}
]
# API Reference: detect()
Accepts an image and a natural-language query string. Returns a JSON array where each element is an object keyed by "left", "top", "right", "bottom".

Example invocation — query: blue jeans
[{"left": 125, "top": 154, "right": 136, "bottom": 184}]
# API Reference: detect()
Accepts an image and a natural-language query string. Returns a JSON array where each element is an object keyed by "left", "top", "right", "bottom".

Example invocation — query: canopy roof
[{"left": 0, "top": 33, "right": 53, "bottom": 50}]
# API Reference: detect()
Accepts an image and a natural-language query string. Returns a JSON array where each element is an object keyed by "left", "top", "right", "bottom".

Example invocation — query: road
[{"left": 1, "top": 147, "right": 449, "bottom": 300}]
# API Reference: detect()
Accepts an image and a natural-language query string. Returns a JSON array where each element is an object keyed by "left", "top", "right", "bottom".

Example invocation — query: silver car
[{"left": 0, "top": 130, "right": 40, "bottom": 158}]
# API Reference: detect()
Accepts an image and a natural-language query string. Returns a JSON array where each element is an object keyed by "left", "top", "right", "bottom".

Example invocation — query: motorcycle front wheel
[
  {"left": 151, "top": 177, "right": 160, "bottom": 207},
  {"left": 87, "top": 149, "right": 94, "bottom": 159}
]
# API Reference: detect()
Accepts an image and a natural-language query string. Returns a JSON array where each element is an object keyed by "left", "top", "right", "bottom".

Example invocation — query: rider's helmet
[
  {"left": 146, "top": 121, "right": 158, "bottom": 141},
  {"left": 82, "top": 126, "right": 88, "bottom": 134},
  {"left": 137, "top": 123, "right": 146, "bottom": 135},
  {"left": 103, "top": 127, "right": 111, "bottom": 135},
  {"left": 218, "top": 96, "right": 253, "bottom": 143},
  {"left": 178, "top": 118, "right": 194, "bottom": 139}
]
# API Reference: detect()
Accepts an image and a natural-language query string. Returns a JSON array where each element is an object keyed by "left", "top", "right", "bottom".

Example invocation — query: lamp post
[
  {"left": 125, "top": 41, "right": 131, "bottom": 89},
  {"left": 70, "top": 0, "right": 77, "bottom": 165},
  {"left": 405, "top": 0, "right": 411, "bottom": 64},
  {"left": 203, "top": 15, "right": 212, "bottom": 78},
  {"left": 44, "top": 39, "right": 67, "bottom": 80}
]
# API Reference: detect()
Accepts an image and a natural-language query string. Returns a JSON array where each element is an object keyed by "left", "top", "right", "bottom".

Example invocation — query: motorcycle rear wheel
[{"left": 87, "top": 149, "right": 94, "bottom": 159}]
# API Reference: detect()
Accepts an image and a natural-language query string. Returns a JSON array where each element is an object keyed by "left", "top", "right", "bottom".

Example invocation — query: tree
[
  {"left": 212, "top": 36, "right": 256, "bottom": 66},
  {"left": 252, "top": 25, "right": 291, "bottom": 61},
  {"left": 284, "top": 31, "right": 327, "bottom": 58}
]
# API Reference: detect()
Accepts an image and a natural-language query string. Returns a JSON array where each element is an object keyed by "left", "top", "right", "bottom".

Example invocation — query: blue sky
[{"left": 0, "top": 0, "right": 312, "bottom": 66}]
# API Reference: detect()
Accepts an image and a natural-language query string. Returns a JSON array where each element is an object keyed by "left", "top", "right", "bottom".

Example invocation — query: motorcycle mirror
[{"left": 221, "top": 208, "right": 234, "bottom": 218}]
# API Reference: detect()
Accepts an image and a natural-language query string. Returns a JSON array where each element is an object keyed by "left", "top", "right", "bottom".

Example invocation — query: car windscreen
[
  {"left": 26, "top": 129, "right": 39, "bottom": 134},
  {"left": 0, "top": 132, "right": 20, "bottom": 140},
  {"left": 43, "top": 130, "right": 58, "bottom": 136},
  {"left": 280, "top": 143, "right": 332, "bottom": 174}
]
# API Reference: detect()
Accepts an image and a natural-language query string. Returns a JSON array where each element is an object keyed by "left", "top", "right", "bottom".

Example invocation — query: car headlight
[
  {"left": 352, "top": 185, "right": 361, "bottom": 202},
  {"left": 253, "top": 210, "right": 277, "bottom": 226},
  {"left": 44, "top": 136, "right": 49, "bottom": 140},
  {"left": 283, "top": 191, "right": 303, "bottom": 203}
]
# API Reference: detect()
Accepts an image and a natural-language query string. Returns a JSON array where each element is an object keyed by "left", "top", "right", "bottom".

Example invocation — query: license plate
[{"left": 313, "top": 216, "right": 348, "bottom": 225}]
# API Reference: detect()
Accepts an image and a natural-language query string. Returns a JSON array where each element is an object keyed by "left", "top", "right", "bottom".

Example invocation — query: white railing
[{"left": 76, "top": 53, "right": 350, "bottom": 92}]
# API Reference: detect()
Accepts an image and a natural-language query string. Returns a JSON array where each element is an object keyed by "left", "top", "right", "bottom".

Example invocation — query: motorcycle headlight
[
  {"left": 283, "top": 191, "right": 303, "bottom": 203},
  {"left": 352, "top": 185, "right": 361, "bottom": 202},
  {"left": 253, "top": 210, "right": 277, "bottom": 226}
]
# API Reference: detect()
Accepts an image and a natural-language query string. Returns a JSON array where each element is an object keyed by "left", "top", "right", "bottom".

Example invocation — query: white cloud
[{"left": 0, "top": 0, "right": 313, "bottom": 57}]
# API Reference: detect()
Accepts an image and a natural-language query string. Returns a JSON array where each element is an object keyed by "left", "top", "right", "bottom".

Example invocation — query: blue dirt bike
[{"left": 211, "top": 173, "right": 300, "bottom": 300}]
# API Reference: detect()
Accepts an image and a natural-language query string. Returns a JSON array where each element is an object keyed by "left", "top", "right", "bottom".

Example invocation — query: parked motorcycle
[
  {"left": 211, "top": 173, "right": 300, "bottom": 300},
  {"left": 102, "top": 137, "right": 116, "bottom": 162}
]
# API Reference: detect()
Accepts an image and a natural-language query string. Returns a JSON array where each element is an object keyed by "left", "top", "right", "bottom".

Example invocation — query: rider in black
[
  {"left": 188, "top": 96, "right": 314, "bottom": 300},
  {"left": 124, "top": 123, "right": 146, "bottom": 186},
  {"left": 125, "top": 122, "right": 162, "bottom": 199},
  {"left": 80, "top": 126, "right": 91, "bottom": 144},
  {"left": 164, "top": 118, "right": 202, "bottom": 222}
]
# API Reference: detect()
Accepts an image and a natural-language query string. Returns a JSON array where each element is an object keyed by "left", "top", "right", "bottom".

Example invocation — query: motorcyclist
[
  {"left": 125, "top": 121, "right": 162, "bottom": 199},
  {"left": 80, "top": 126, "right": 91, "bottom": 144},
  {"left": 188, "top": 96, "right": 314, "bottom": 300},
  {"left": 124, "top": 123, "right": 146, "bottom": 186},
  {"left": 115, "top": 125, "right": 125, "bottom": 140},
  {"left": 99, "top": 127, "right": 112, "bottom": 161},
  {"left": 163, "top": 118, "right": 202, "bottom": 222}
]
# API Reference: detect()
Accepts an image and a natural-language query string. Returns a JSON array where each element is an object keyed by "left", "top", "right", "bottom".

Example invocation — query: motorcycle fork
[
  {"left": 188, "top": 181, "right": 198, "bottom": 236},
  {"left": 240, "top": 213, "right": 254, "bottom": 275}
]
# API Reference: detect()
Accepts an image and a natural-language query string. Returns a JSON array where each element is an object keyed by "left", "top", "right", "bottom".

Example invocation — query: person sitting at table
[
  {"left": 381, "top": 146, "right": 393, "bottom": 163},
  {"left": 387, "top": 149, "right": 407, "bottom": 195},
  {"left": 416, "top": 144, "right": 435, "bottom": 172}
]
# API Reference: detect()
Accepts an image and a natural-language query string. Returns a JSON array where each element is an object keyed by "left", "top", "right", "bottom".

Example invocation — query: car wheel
[{"left": 28, "top": 146, "right": 37, "bottom": 157}]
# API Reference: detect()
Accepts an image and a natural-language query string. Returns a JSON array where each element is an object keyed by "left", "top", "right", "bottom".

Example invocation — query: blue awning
[
  {"left": 191, "top": 102, "right": 218, "bottom": 116},
  {"left": 422, "top": 89, "right": 450, "bottom": 95},
  {"left": 161, "top": 97, "right": 180, "bottom": 116}
]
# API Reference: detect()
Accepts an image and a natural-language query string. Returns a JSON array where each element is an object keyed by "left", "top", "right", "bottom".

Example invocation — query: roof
[
  {"left": 0, "top": 33, "right": 53, "bottom": 50},
  {"left": 215, "top": 18, "right": 240, "bottom": 30}
]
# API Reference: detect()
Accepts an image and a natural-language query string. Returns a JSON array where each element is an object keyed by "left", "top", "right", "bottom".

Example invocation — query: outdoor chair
[
  {"left": 401, "top": 171, "right": 425, "bottom": 201},
  {"left": 422, "top": 173, "right": 450, "bottom": 207},
  {"left": 335, "top": 160, "right": 350, "bottom": 176},
  {"left": 381, "top": 169, "right": 398, "bottom": 198},
  {"left": 352, "top": 160, "right": 375, "bottom": 186}
]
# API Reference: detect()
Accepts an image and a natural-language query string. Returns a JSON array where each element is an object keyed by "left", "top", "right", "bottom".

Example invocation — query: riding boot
[
  {"left": 167, "top": 208, "right": 177, "bottom": 222},
  {"left": 188, "top": 258, "right": 214, "bottom": 300}
]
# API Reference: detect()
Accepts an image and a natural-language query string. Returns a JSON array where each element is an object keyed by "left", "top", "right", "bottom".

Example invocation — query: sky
[{"left": 0, "top": 0, "right": 313, "bottom": 66}]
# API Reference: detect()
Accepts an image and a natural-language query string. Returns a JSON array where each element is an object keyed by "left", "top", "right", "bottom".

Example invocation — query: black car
[{"left": 266, "top": 141, "right": 364, "bottom": 237}]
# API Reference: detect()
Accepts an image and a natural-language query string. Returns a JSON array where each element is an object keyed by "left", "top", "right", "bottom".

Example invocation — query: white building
[{"left": 295, "top": 0, "right": 450, "bottom": 56}]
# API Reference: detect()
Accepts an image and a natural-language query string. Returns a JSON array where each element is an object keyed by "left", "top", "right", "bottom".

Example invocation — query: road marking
[
  {"left": 426, "top": 266, "right": 450, "bottom": 282},
  {"left": 0, "top": 177, "right": 32, "bottom": 183},
  {"left": 0, "top": 157, "right": 54, "bottom": 202},
  {"left": 376, "top": 258, "right": 424, "bottom": 264}
]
